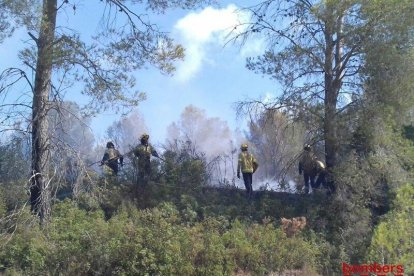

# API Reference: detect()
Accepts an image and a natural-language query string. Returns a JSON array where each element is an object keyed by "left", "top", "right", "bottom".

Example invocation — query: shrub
[
  {"left": 0, "top": 199, "right": 323, "bottom": 275},
  {"left": 367, "top": 184, "right": 414, "bottom": 274}
]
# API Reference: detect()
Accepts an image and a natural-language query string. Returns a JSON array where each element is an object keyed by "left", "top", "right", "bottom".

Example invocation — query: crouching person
[
  {"left": 312, "top": 160, "right": 326, "bottom": 190},
  {"left": 311, "top": 159, "right": 335, "bottom": 194}
]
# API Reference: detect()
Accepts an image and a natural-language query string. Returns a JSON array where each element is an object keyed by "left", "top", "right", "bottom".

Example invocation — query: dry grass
[{"left": 280, "top": 216, "right": 307, "bottom": 237}]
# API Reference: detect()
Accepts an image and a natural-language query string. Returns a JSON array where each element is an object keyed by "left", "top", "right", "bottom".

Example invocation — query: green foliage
[
  {"left": 0, "top": 188, "right": 5, "bottom": 218},
  {"left": 1, "top": 0, "right": 414, "bottom": 274},
  {"left": 0, "top": 0, "right": 39, "bottom": 42},
  {"left": 329, "top": 151, "right": 396, "bottom": 263},
  {"left": 223, "top": 220, "right": 319, "bottom": 275},
  {"left": 0, "top": 208, "right": 44, "bottom": 273},
  {"left": 367, "top": 184, "right": 414, "bottom": 273},
  {"left": 0, "top": 199, "right": 323, "bottom": 275},
  {"left": 163, "top": 144, "right": 208, "bottom": 189},
  {"left": 0, "top": 139, "right": 30, "bottom": 183}
]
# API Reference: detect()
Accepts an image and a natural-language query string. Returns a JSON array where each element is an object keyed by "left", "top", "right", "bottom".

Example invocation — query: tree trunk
[
  {"left": 324, "top": 26, "right": 337, "bottom": 168},
  {"left": 323, "top": 12, "right": 344, "bottom": 192},
  {"left": 324, "top": 81, "right": 338, "bottom": 169},
  {"left": 30, "top": 0, "right": 57, "bottom": 222},
  {"left": 323, "top": 13, "right": 339, "bottom": 195}
]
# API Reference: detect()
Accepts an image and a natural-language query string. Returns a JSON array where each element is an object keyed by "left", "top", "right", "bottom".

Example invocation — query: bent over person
[
  {"left": 312, "top": 159, "right": 335, "bottom": 193},
  {"left": 313, "top": 160, "right": 327, "bottom": 190},
  {"left": 133, "top": 133, "right": 159, "bottom": 183},
  {"left": 237, "top": 143, "right": 259, "bottom": 199},
  {"left": 101, "top": 141, "right": 123, "bottom": 176}
]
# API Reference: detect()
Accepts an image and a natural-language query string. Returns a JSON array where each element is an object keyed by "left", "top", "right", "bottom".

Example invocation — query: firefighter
[
  {"left": 313, "top": 159, "right": 335, "bottom": 194},
  {"left": 133, "top": 133, "right": 159, "bottom": 183},
  {"left": 101, "top": 141, "right": 123, "bottom": 176},
  {"left": 312, "top": 160, "right": 327, "bottom": 190},
  {"left": 237, "top": 143, "right": 259, "bottom": 199},
  {"left": 298, "top": 144, "right": 316, "bottom": 194}
]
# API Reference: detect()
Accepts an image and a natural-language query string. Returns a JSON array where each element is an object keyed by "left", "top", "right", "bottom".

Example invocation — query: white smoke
[{"left": 166, "top": 105, "right": 238, "bottom": 185}]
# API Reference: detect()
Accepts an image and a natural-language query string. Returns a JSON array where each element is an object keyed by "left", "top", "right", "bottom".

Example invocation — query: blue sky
[{"left": 0, "top": 1, "right": 279, "bottom": 145}]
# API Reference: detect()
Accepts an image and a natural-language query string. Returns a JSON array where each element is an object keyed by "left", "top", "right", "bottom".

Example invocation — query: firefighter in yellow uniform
[
  {"left": 313, "top": 159, "right": 335, "bottom": 193},
  {"left": 101, "top": 141, "right": 123, "bottom": 176},
  {"left": 298, "top": 144, "right": 316, "bottom": 194},
  {"left": 133, "top": 133, "right": 159, "bottom": 183},
  {"left": 237, "top": 143, "right": 259, "bottom": 199},
  {"left": 313, "top": 160, "right": 326, "bottom": 190}
]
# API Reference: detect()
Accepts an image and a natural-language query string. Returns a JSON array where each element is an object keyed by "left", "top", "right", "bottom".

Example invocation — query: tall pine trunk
[
  {"left": 30, "top": 0, "right": 57, "bottom": 222},
  {"left": 323, "top": 11, "right": 343, "bottom": 191}
]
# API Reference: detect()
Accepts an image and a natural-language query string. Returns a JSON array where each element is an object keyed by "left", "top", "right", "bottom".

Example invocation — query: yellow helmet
[
  {"left": 240, "top": 143, "right": 248, "bottom": 150},
  {"left": 315, "top": 160, "right": 325, "bottom": 170},
  {"left": 140, "top": 133, "right": 149, "bottom": 140}
]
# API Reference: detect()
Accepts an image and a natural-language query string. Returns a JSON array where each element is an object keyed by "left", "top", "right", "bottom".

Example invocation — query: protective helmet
[
  {"left": 140, "top": 133, "right": 149, "bottom": 140},
  {"left": 106, "top": 141, "right": 115, "bottom": 148},
  {"left": 304, "top": 144, "right": 311, "bottom": 151},
  {"left": 240, "top": 143, "right": 248, "bottom": 150}
]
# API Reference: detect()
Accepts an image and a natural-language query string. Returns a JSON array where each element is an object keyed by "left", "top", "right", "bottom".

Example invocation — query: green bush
[
  {"left": 0, "top": 208, "right": 45, "bottom": 274},
  {"left": 0, "top": 188, "right": 6, "bottom": 218},
  {"left": 0, "top": 199, "right": 323, "bottom": 275},
  {"left": 367, "top": 183, "right": 414, "bottom": 274},
  {"left": 223, "top": 220, "right": 320, "bottom": 275}
]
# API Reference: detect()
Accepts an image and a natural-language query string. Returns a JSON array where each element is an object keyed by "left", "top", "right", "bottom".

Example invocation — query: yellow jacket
[
  {"left": 298, "top": 151, "right": 316, "bottom": 174},
  {"left": 237, "top": 152, "right": 258, "bottom": 174},
  {"left": 134, "top": 143, "right": 158, "bottom": 159}
]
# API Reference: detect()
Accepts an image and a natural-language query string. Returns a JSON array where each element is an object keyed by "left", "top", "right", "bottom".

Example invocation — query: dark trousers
[
  {"left": 303, "top": 173, "right": 315, "bottom": 193},
  {"left": 138, "top": 161, "right": 151, "bottom": 185},
  {"left": 107, "top": 161, "right": 119, "bottom": 175},
  {"left": 242, "top": 172, "right": 253, "bottom": 198},
  {"left": 30, "top": 185, "right": 41, "bottom": 213},
  {"left": 316, "top": 171, "right": 335, "bottom": 194},
  {"left": 313, "top": 171, "right": 326, "bottom": 189},
  {"left": 308, "top": 171, "right": 335, "bottom": 194}
]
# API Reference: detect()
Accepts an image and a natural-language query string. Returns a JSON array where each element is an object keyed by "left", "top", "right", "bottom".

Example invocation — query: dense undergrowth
[
  {"left": 0, "top": 151, "right": 413, "bottom": 275},
  {"left": 0, "top": 192, "right": 326, "bottom": 275}
]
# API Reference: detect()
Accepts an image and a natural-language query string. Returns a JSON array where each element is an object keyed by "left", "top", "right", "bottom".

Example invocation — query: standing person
[
  {"left": 101, "top": 141, "right": 123, "bottom": 176},
  {"left": 133, "top": 133, "right": 159, "bottom": 183},
  {"left": 298, "top": 144, "right": 316, "bottom": 194},
  {"left": 237, "top": 143, "right": 259, "bottom": 199}
]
